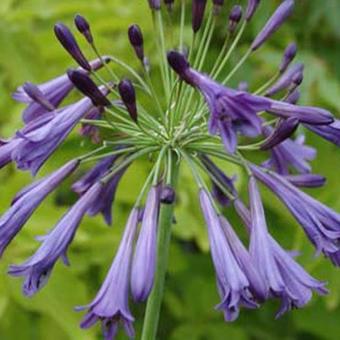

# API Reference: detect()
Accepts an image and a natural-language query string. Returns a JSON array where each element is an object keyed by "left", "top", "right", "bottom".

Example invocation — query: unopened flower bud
[
  {"left": 118, "top": 79, "right": 138, "bottom": 123},
  {"left": 54, "top": 23, "right": 91, "bottom": 71},
  {"left": 148, "top": 0, "right": 161, "bottom": 10},
  {"left": 251, "top": 0, "right": 295, "bottom": 51},
  {"left": 128, "top": 24, "right": 145, "bottom": 62},
  {"left": 160, "top": 185, "right": 176, "bottom": 204},
  {"left": 279, "top": 43, "right": 297, "bottom": 73},
  {"left": 291, "top": 70, "right": 303, "bottom": 86},
  {"left": 192, "top": 0, "right": 207, "bottom": 33},
  {"left": 245, "top": 0, "right": 261, "bottom": 22},
  {"left": 74, "top": 14, "right": 93, "bottom": 44},
  {"left": 67, "top": 70, "right": 111, "bottom": 106},
  {"left": 228, "top": 5, "right": 243, "bottom": 34},
  {"left": 285, "top": 89, "right": 300, "bottom": 104},
  {"left": 167, "top": 51, "right": 190, "bottom": 78}
]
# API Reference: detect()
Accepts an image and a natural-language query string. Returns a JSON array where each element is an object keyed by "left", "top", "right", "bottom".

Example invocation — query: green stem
[{"left": 141, "top": 152, "right": 179, "bottom": 340}]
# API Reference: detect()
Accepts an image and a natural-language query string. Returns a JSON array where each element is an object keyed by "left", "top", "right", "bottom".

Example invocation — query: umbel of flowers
[{"left": 0, "top": 0, "right": 340, "bottom": 339}]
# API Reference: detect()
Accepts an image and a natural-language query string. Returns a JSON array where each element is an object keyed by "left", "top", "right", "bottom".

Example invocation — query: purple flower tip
[
  {"left": 251, "top": 0, "right": 295, "bottom": 51},
  {"left": 160, "top": 185, "right": 176, "bottom": 204},
  {"left": 74, "top": 14, "right": 93, "bottom": 44},
  {"left": 167, "top": 51, "right": 191, "bottom": 82},
  {"left": 279, "top": 42, "right": 297, "bottom": 73},
  {"left": 118, "top": 79, "right": 138, "bottom": 123},
  {"left": 245, "top": 0, "right": 261, "bottom": 21},
  {"left": 22, "top": 82, "right": 55, "bottom": 111},
  {"left": 67, "top": 69, "right": 111, "bottom": 107},
  {"left": 54, "top": 22, "right": 91, "bottom": 71}
]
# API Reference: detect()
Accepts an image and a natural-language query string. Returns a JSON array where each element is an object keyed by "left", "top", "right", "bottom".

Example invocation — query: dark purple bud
[
  {"left": 192, "top": 0, "right": 207, "bottom": 33},
  {"left": 118, "top": 79, "right": 138, "bottom": 123},
  {"left": 279, "top": 43, "right": 297, "bottom": 73},
  {"left": 228, "top": 5, "right": 243, "bottom": 33},
  {"left": 251, "top": 0, "right": 295, "bottom": 51},
  {"left": 148, "top": 0, "right": 161, "bottom": 10},
  {"left": 160, "top": 185, "right": 176, "bottom": 204},
  {"left": 67, "top": 69, "right": 111, "bottom": 107},
  {"left": 167, "top": 51, "right": 191, "bottom": 83},
  {"left": 284, "top": 174, "right": 326, "bottom": 188},
  {"left": 291, "top": 70, "right": 303, "bottom": 86},
  {"left": 164, "top": 0, "right": 175, "bottom": 11},
  {"left": 54, "top": 23, "right": 91, "bottom": 71},
  {"left": 285, "top": 89, "right": 300, "bottom": 104},
  {"left": 245, "top": 0, "right": 261, "bottom": 21},
  {"left": 261, "top": 117, "right": 299, "bottom": 150},
  {"left": 212, "top": 0, "right": 224, "bottom": 15},
  {"left": 128, "top": 24, "right": 144, "bottom": 62},
  {"left": 74, "top": 14, "right": 93, "bottom": 44},
  {"left": 22, "top": 82, "right": 55, "bottom": 111}
]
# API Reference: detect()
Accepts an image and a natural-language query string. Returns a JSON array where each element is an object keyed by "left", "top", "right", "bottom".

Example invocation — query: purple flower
[
  {"left": 251, "top": 165, "right": 340, "bottom": 259},
  {"left": 12, "top": 97, "right": 94, "bottom": 175},
  {"left": 192, "top": 0, "right": 207, "bottom": 33},
  {"left": 251, "top": 0, "right": 295, "bottom": 51},
  {"left": 131, "top": 186, "right": 160, "bottom": 302},
  {"left": 305, "top": 119, "right": 340, "bottom": 147},
  {"left": 13, "top": 58, "right": 108, "bottom": 123},
  {"left": 245, "top": 0, "right": 261, "bottom": 21},
  {"left": 8, "top": 183, "right": 102, "bottom": 296},
  {"left": 199, "top": 189, "right": 259, "bottom": 321},
  {"left": 248, "top": 176, "right": 285, "bottom": 297},
  {"left": 0, "top": 138, "right": 20, "bottom": 169},
  {"left": 262, "top": 128, "right": 316, "bottom": 175},
  {"left": 0, "top": 160, "right": 79, "bottom": 257},
  {"left": 234, "top": 197, "right": 328, "bottom": 317},
  {"left": 167, "top": 51, "right": 333, "bottom": 153},
  {"left": 266, "top": 63, "right": 304, "bottom": 97},
  {"left": 72, "top": 155, "right": 125, "bottom": 225},
  {"left": 79, "top": 208, "right": 139, "bottom": 339}
]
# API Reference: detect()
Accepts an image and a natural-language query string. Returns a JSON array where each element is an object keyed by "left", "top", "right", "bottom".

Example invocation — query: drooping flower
[
  {"left": 79, "top": 208, "right": 139, "bottom": 339},
  {"left": 12, "top": 97, "right": 95, "bottom": 175},
  {"left": 131, "top": 185, "right": 161, "bottom": 302},
  {"left": 0, "top": 160, "right": 79, "bottom": 257},
  {"left": 251, "top": 165, "right": 340, "bottom": 260},
  {"left": 8, "top": 182, "right": 103, "bottom": 296},
  {"left": 234, "top": 197, "right": 328, "bottom": 317},
  {"left": 199, "top": 189, "right": 261, "bottom": 321}
]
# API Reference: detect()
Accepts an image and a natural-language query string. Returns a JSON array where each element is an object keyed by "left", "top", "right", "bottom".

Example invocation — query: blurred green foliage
[{"left": 0, "top": 0, "right": 339, "bottom": 339}]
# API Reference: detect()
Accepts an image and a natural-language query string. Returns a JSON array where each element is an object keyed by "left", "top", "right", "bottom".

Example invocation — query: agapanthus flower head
[{"left": 2, "top": 1, "right": 340, "bottom": 338}]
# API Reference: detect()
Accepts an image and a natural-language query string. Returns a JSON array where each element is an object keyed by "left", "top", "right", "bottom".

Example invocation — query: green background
[{"left": 0, "top": 0, "right": 340, "bottom": 339}]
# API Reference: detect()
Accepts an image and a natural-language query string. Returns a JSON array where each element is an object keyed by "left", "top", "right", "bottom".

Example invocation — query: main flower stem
[{"left": 141, "top": 152, "right": 179, "bottom": 340}]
